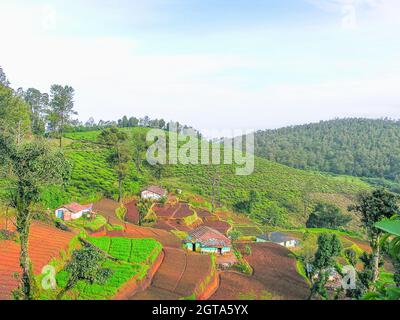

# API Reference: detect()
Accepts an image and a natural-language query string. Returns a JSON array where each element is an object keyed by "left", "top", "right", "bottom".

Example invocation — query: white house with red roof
[
  {"left": 185, "top": 226, "right": 232, "bottom": 255},
  {"left": 55, "top": 202, "right": 93, "bottom": 221}
]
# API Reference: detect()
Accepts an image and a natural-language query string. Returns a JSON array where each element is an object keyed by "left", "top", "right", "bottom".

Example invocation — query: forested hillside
[{"left": 254, "top": 119, "right": 400, "bottom": 186}]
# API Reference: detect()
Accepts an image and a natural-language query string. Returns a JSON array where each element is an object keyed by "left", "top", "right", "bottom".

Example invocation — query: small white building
[
  {"left": 55, "top": 203, "right": 93, "bottom": 221},
  {"left": 256, "top": 232, "right": 299, "bottom": 248},
  {"left": 141, "top": 185, "right": 167, "bottom": 201}
]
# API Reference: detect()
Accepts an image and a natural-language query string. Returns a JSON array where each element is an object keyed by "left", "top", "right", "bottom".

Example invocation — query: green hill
[
  {"left": 51, "top": 128, "right": 372, "bottom": 230},
  {"left": 253, "top": 118, "right": 400, "bottom": 191}
]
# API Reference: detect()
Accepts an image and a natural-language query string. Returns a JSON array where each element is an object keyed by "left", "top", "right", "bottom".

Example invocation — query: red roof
[
  {"left": 187, "top": 226, "right": 231, "bottom": 248},
  {"left": 62, "top": 203, "right": 93, "bottom": 213}
]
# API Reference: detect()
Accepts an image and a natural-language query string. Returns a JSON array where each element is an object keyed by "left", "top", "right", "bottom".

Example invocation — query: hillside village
[
  {"left": 1, "top": 67, "right": 399, "bottom": 301},
  {"left": 1, "top": 168, "right": 396, "bottom": 301}
]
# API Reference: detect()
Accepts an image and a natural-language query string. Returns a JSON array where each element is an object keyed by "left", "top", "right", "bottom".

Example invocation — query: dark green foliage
[
  {"left": 57, "top": 247, "right": 112, "bottom": 299},
  {"left": 0, "top": 137, "right": 71, "bottom": 299},
  {"left": 344, "top": 248, "right": 358, "bottom": 267},
  {"left": 306, "top": 202, "right": 352, "bottom": 229},
  {"left": 253, "top": 118, "right": 400, "bottom": 182},
  {"left": 350, "top": 189, "right": 399, "bottom": 282},
  {"left": 0, "top": 83, "right": 31, "bottom": 143},
  {"left": 313, "top": 233, "right": 342, "bottom": 271},
  {"left": 0, "top": 66, "right": 10, "bottom": 87},
  {"left": 22, "top": 88, "right": 49, "bottom": 135},
  {"left": 48, "top": 84, "right": 77, "bottom": 148},
  {"left": 350, "top": 189, "right": 399, "bottom": 236},
  {"left": 309, "top": 233, "right": 342, "bottom": 300}
]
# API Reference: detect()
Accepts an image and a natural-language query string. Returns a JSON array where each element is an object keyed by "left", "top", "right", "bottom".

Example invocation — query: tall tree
[
  {"left": 98, "top": 127, "right": 131, "bottom": 202},
  {"left": 349, "top": 189, "right": 400, "bottom": 284},
  {"left": 0, "top": 66, "right": 10, "bottom": 87},
  {"left": 0, "top": 136, "right": 71, "bottom": 299},
  {"left": 308, "top": 233, "right": 342, "bottom": 300},
  {"left": 23, "top": 88, "right": 49, "bottom": 135},
  {"left": 0, "top": 83, "right": 31, "bottom": 144},
  {"left": 48, "top": 85, "right": 77, "bottom": 148}
]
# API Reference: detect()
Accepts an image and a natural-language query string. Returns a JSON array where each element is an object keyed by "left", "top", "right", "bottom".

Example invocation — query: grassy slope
[{"left": 61, "top": 128, "right": 371, "bottom": 229}]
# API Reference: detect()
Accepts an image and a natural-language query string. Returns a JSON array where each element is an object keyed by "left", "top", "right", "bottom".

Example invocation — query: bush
[{"left": 306, "top": 202, "right": 352, "bottom": 229}]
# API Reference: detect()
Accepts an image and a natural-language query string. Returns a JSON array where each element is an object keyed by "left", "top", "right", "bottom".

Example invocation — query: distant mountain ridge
[{"left": 253, "top": 118, "right": 400, "bottom": 184}]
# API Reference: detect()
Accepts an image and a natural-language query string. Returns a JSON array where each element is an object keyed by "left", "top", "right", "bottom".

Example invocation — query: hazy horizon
[{"left": 1, "top": 0, "right": 399, "bottom": 132}]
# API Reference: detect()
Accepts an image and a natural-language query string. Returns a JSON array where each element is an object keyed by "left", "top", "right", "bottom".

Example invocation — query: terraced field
[
  {"left": 151, "top": 202, "right": 232, "bottom": 235},
  {"left": 0, "top": 222, "right": 74, "bottom": 300},
  {"left": 211, "top": 242, "right": 309, "bottom": 300},
  {"left": 130, "top": 247, "right": 213, "bottom": 300},
  {"left": 110, "top": 224, "right": 182, "bottom": 248}
]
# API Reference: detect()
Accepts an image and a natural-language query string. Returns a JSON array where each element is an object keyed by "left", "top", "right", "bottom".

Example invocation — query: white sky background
[{"left": 0, "top": 0, "right": 399, "bottom": 133}]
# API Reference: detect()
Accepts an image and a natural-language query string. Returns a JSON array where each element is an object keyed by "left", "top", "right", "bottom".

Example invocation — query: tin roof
[
  {"left": 144, "top": 185, "right": 167, "bottom": 196},
  {"left": 258, "top": 232, "right": 298, "bottom": 243},
  {"left": 187, "top": 226, "right": 231, "bottom": 248}
]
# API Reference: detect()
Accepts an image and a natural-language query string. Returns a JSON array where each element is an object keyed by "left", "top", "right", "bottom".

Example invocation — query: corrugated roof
[
  {"left": 258, "top": 232, "right": 298, "bottom": 243},
  {"left": 144, "top": 185, "right": 167, "bottom": 196},
  {"left": 187, "top": 226, "right": 231, "bottom": 248}
]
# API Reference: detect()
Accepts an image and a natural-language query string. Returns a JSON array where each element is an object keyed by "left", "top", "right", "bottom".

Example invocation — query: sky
[{"left": 0, "top": 0, "right": 399, "bottom": 133}]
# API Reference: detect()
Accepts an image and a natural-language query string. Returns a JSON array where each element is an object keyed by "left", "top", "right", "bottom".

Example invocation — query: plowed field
[
  {"left": 130, "top": 247, "right": 212, "bottom": 300},
  {"left": 0, "top": 222, "right": 74, "bottom": 300},
  {"left": 211, "top": 243, "right": 309, "bottom": 300}
]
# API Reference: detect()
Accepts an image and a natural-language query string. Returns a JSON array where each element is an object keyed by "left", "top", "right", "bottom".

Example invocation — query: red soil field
[
  {"left": 151, "top": 247, "right": 187, "bottom": 292},
  {"left": 93, "top": 198, "right": 121, "bottom": 225},
  {"left": 167, "top": 220, "right": 192, "bottom": 232},
  {"left": 211, "top": 243, "right": 309, "bottom": 300},
  {"left": 0, "top": 222, "right": 74, "bottom": 300},
  {"left": 211, "top": 272, "right": 266, "bottom": 300},
  {"left": 203, "top": 220, "right": 231, "bottom": 234},
  {"left": 173, "top": 203, "right": 193, "bottom": 218},
  {"left": 195, "top": 208, "right": 213, "bottom": 219},
  {"left": 130, "top": 247, "right": 213, "bottom": 300},
  {"left": 153, "top": 220, "right": 175, "bottom": 232},
  {"left": 124, "top": 200, "right": 139, "bottom": 225},
  {"left": 174, "top": 253, "right": 212, "bottom": 297},
  {"left": 152, "top": 204, "right": 177, "bottom": 218}
]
